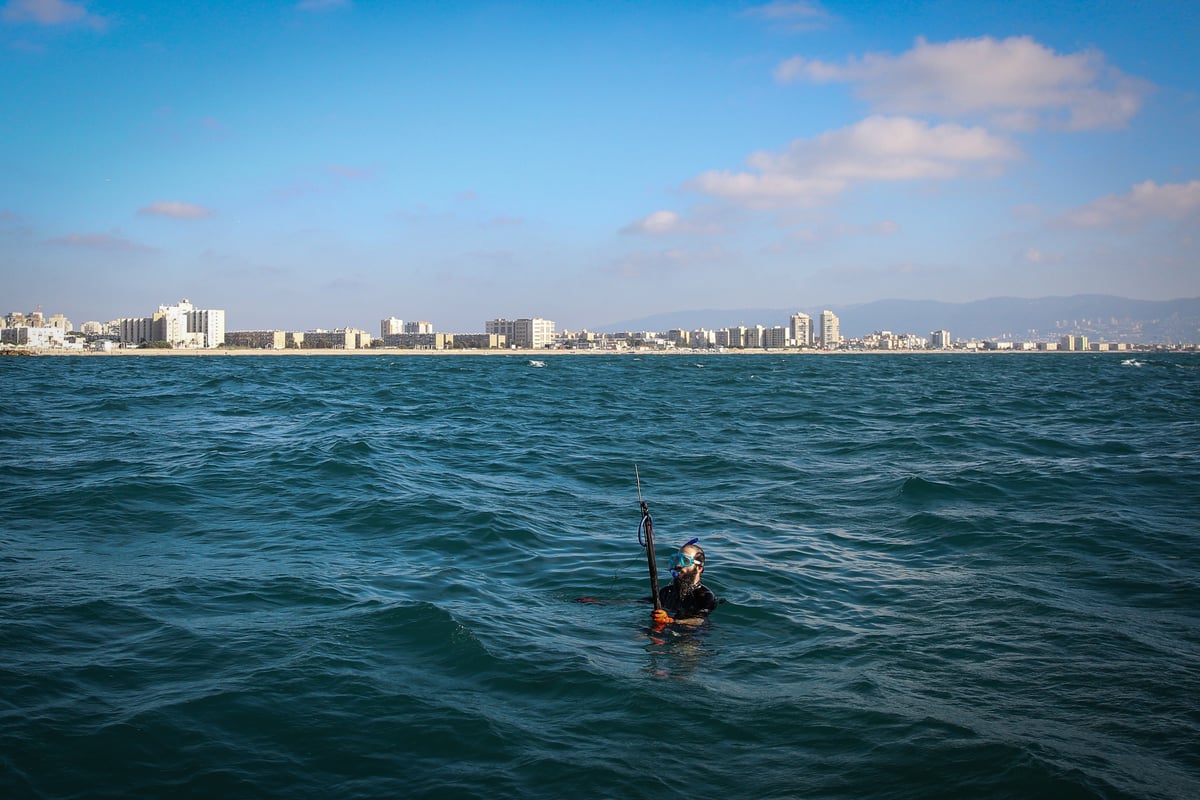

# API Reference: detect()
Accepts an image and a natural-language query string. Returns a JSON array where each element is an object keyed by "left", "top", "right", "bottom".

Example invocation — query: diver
[{"left": 651, "top": 538, "right": 718, "bottom": 629}]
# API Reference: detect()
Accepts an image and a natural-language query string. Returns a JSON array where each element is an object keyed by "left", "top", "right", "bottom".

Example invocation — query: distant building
[
  {"left": 820, "top": 310, "right": 841, "bottom": 349},
  {"left": 485, "top": 317, "right": 556, "bottom": 348},
  {"left": 790, "top": 312, "right": 813, "bottom": 346},
  {"left": 381, "top": 317, "right": 404, "bottom": 337},
  {"left": 382, "top": 332, "right": 450, "bottom": 349},
  {"left": 1060, "top": 334, "right": 1089, "bottom": 351},
  {"left": 4, "top": 309, "right": 73, "bottom": 339},
  {"left": 452, "top": 333, "right": 507, "bottom": 349},
  {"left": 300, "top": 328, "right": 372, "bottom": 349},
  {"left": 1, "top": 326, "right": 65, "bottom": 348},
  {"left": 404, "top": 320, "right": 433, "bottom": 334},
  {"left": 763, "top": 326, "right": 788, "bottom": 349},
  {"left": 717, "top": 326, "right": 746, "bottom": 348},
  {"left": 226, "top": 330, "right": 288, "bottom": 349},
  {"left": 931, "top": 330, "right": 951, "bottom": 349},
  {"left": 116, "top": 299, "right": 225, "bottom": 348},
  {"left": 117, "top": 315, "right": 156, "bottom": 345}
]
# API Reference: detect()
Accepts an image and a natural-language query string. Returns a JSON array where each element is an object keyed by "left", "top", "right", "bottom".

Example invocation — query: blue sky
[{"left": 2, "top": 0, "right": 1198, "bottom": 332}]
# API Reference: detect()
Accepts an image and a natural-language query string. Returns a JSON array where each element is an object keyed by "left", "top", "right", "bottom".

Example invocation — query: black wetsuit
[{"left": 658, "top": 582, "right": 718, "bottom": 619}]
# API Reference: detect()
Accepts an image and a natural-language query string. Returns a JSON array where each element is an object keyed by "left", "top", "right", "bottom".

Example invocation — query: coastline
[{"left": 10, "top": 346, "right": 1156, "bottom": 357}]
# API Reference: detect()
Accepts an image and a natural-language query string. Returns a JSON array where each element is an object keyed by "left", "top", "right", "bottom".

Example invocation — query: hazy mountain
[{"left": 594, "top": 295, "right": 1200, "bottom": 343}]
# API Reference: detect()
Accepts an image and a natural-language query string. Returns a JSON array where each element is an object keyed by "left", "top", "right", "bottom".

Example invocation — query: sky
[{"left": 2, "top": 0, "right": 1198, "bottom": 333}]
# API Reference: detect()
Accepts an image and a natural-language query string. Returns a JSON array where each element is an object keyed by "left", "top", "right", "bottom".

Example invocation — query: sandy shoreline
[{"left": 11, "top": 346, "right": 1134, "bottom": 357}]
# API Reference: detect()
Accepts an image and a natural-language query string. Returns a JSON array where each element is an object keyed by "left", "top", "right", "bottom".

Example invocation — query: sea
[{"left": 1, "top": 351, "right": 1198, "bottom": 800}]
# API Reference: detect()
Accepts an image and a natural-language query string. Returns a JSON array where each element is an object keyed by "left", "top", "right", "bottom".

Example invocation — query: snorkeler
[{"left": 651, "top": 538, "right": 718, "bottom": 628}]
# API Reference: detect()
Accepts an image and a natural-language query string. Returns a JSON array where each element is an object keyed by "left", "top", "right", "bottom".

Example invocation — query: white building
[
  {"left": 820, "top": 310, "right": 841, "bottom": 349},
  {"left": 1, "top": 326, "right": 66, "bottom": 348},
  {"left": 405, "top": 320, "right": 433, "bottom": 334},
  {"left": 930, "top": 329, "right": 952, "bottom": 349},
  {"left": 116, "top": 299, "right": 225, "bottom": 348},
  {"left": 381, "top": 317, "right": 404, "bottom": 337},
  {"left": 789, "top": 312, "right": 813, "bottom": 346},
  {"left": 485, "top": 317, "right": 556, "bottom": 349}
]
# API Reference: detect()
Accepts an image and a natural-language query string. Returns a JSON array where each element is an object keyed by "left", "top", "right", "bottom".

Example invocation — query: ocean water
[{"left": 1, "top": 352, "right": 1198, "bottom": 800}]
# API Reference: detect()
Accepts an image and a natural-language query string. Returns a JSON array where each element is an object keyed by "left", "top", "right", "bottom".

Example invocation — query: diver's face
[{"left": 669, "top": 546, "right": 702, "bottom": 583}]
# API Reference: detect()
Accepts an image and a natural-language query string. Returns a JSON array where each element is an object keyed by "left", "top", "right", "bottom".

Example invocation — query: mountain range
[{"left": 595, "top": 295, "right": 1200, "bottom": 344}]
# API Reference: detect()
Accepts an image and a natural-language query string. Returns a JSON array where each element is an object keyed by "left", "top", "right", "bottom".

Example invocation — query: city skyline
[
  {"left": 9, "top": 292, "right": 1196, "bottom": 348},
  {"left": 2, "top": 1, "right": 1198, "bottom": 333}
]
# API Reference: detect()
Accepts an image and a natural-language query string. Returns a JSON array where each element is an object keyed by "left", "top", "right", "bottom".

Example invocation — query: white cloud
[
  {"left": 622, "top": 210, "right": 685, "bottom": 235},
  {"left": 775, "top": 36, "right": 1150, "bottom": 131},
  {"left": 743, "top": 1, "right": 831, "bottom": 32},
  {"left": 687, "top": 116, "right": 1019, "bottom": 207},
  {"left": 1063, "top": 180, "right": 1200, "bottom": 228},
  {"left": 621, "top": 209, "right": 726, "bottom": 236},
  {"left": 2, "top": 0, "right": 106, "bottom": 30},
  {"left": 138, "top": 201, "right": 214, "bottom": 219}
]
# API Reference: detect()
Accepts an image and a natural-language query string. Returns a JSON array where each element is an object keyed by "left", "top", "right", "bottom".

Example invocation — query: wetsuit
[{"left": 658, "top": 583, "right": 718, "bottom": 620}]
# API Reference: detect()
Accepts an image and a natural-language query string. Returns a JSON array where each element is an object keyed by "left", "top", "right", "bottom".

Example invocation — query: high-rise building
[
  {"left": 931, "top": 329, "right": 951, "bottom": 349},
  {"left": 789, "top": 312, "right": 813, "bottom": 346},
  {"left": 485, "top": 317, "right": 555, "bottom": 349},
  {"left": 820, "top": 310, "right": 841, "bottom": 348},
  {"left": 717, "top": 326, "right": 747, "bottom": 348},
  {"left": 118, "top": 299, "right": 225, "bottom": 347},
  {"left": 763, "top": 326, "right": 788, "bottom": 349},
  {"left": 1060, "top": 334, "right": 1089, "bottom": 351},
  {"left": 381, "top": 317, "right": 404, "bottom": 337}
]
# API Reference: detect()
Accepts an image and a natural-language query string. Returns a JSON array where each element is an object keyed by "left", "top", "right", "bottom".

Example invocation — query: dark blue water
[{"left": 2, "top": 353, "right": 1198, "bottom": 799}]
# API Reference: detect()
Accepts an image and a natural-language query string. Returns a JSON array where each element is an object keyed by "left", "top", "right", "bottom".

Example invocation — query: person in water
[{"left": 652, "top": 538, "right": 717, "bottom": 628}]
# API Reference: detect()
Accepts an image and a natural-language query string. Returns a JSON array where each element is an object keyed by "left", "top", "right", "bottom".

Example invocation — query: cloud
[
  {"left": 2, "top": 0, "right": 106, "bottom": 30},
  {"left": 622, "top": 210, "right": 685, "bottom": 235},
  {"left": 45, "top": 231, "right": 154, "bottom": 252},
  {"left": 138, "top": 200, "right": 214, "bottom": 219},
  {"left": 743, "top": 1, "right": 831, "bottom": 32},
  {"left": 775, "top": 36, "right": 1151, "bottom": 131},
  {"left": 687, "top": 115, "right": 1019, "bottom": 207},
  {"left": 621, "top": 209, "right": 728, "bottom": 236},
  {"left": 1062, "top": 180, "right": 1200, "bottom": 228}
]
